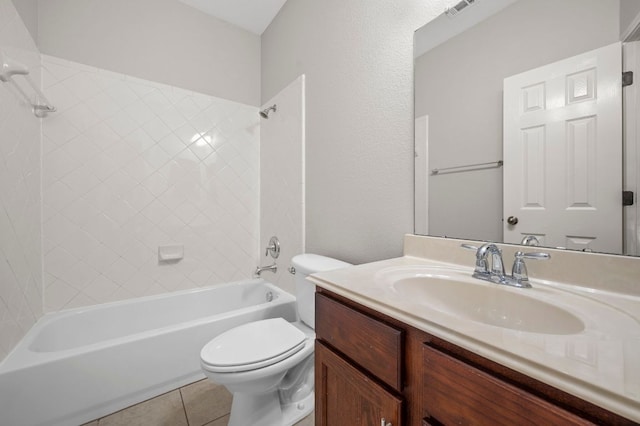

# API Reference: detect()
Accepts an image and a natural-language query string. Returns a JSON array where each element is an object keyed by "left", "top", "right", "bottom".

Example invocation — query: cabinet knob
[
  {"left": 507, "top": 216, "right": 519, "bottom": 225},
  {"left": 381, "top": 418, "right": 391, "bottom": 426}
]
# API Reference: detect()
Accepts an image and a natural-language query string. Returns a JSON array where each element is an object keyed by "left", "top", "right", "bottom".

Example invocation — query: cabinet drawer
[
  {"left": 316, "top": 292, "right": 403, "bottom": 391},
  {"left": 422, "top": 344, "right": 594, "bottom": 425}
]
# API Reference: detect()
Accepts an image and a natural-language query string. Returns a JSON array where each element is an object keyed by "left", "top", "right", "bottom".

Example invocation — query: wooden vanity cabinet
[
  {"left": 316, "top": 342, "right": 403, "bottom": 426},
  {"left": 315, "top": 288, "right": 636, "bottom": 426},
  {"left": 421, "top": 344, "right": 593, "bottom": 425},
  {"left": 315, "top": 292, "right": 404, "bottom": 425}
]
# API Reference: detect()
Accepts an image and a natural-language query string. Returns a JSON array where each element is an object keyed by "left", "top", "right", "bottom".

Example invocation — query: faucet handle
[
  {"left": 460, "top": 243, "right": 478, "bottom": 251},
  {"left": 512, "top": 251, "right": 550, "bottom": 285},
  {"left": 515, "top": 251, "right": 550, "bottom": 261},
  {"left": 264, "top": 236, "right": 280, "bottom": 258}
]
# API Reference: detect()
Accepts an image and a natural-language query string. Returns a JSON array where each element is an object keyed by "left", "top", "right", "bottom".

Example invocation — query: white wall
[
  {"left": 37, "top": 0, "right": 261, "bottom": 106},
  {"left": 0, "top": 0, "right": 43, "bottom": 361},
  {"left": 621, "top": 0, "right": 640, "bottom": 38},
  {"left": 261, "top": 0, "right": 452, "bottom": 264},
  {"left": 260, "top": 76, "right": 305, "bottom": 294},
  {"left": 42, "top": 55, "right": 260, "bottom": 310},
  {"left": 10, "top": 0, "right": 37, "bottom": 42}
]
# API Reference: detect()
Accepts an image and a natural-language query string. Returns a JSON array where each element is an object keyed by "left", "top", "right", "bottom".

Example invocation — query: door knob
[{"left": 507, "top": 216, "right": 519, "bottom": 225}]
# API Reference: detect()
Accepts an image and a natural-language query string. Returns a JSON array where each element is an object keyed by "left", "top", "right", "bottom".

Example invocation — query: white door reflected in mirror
[{"left": 503, "top": 42, "right": 623, "bottom": 253}]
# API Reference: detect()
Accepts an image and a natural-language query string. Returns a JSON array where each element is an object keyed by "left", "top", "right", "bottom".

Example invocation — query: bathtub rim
[{"left": 0, "top": 279, "right": 294, "bottom": 372}]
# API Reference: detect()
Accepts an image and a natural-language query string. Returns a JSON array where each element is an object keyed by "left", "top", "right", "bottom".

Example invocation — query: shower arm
[{"left": 259, "top": 104, "right": 277, "bottom": 118}]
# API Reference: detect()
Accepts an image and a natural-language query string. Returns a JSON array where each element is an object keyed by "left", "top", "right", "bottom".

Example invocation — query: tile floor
[{"left": 81, "top": 379, "right": 314, "bottom": 426}]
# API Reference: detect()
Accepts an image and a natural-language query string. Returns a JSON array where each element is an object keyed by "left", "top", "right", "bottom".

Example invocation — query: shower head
[{"left": 259, "top": 104, "right": 277, "bottom": 119}]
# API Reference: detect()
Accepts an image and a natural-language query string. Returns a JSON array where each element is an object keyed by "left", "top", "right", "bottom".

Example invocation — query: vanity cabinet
[
  {"left": 316, "top": 342, "right": 402, "bottom": 425},
  {"left": 315, "top": 292, "right": 403, "bottom": 425},
  {"left": 315, "top": 288, "right": 636, "bottom": 426},
  {"left": 421, "top": 344, "right": 592, "bottom": 425}
]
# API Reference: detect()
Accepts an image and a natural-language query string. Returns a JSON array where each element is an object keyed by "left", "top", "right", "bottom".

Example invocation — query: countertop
[{"left": 309, "top": 255, "right": 640, "bottom": 423}]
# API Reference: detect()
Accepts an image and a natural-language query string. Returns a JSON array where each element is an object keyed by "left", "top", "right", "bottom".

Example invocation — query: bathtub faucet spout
[{"left": 254, "top": 262, "right": 277, "bottom": 278}]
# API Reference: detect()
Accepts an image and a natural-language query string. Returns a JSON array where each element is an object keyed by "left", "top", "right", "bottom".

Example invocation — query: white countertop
[{"left": 310, "top": 255, "right": 640, "bottom": 423}]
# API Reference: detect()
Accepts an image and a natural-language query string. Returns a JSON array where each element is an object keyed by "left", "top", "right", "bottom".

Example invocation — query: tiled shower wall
[
  {"left": 0, "top": 0, "right": 43, "bottom": 360},
  {"left": 260, "top": 76, "right": 305, "bottom": 295},
  {"left": 42, "top": 55, "right": 260, "bottom": 311}
]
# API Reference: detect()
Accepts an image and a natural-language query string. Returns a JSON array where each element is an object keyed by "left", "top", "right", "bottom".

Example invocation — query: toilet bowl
[
  {"left": 201, "top": 320, "right": 315, "bottom": 426},
  {"left": 200, "top": 254, "right": 351, "bottom": 426}
]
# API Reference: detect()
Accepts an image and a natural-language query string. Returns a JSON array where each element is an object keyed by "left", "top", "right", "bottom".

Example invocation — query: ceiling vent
[{"left": 445, "top": 0, "right": 478, "bottom": 18}]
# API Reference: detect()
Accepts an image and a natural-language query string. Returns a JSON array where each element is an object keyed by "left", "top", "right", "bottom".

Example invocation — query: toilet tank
[{"left": 291, "top": 254, "right": 351, "bottom": 329}]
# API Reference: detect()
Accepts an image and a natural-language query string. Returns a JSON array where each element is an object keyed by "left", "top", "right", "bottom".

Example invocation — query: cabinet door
[
  {"left": 422, "top": 344, "right": 595, "bottom": 425},
  {"left": 316, "top": 342, "right": 402, "bottom": 426}
]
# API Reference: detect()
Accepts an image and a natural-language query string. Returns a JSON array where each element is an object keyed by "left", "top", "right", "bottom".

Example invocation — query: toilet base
[
  {"left": 282, "top": 391, "right": 314, "bottom": 426},
  {"left": 228, "top": 390, "right": 314, "bottom": 426}
]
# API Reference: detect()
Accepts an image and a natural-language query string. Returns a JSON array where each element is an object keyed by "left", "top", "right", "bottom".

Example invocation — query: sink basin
[{"left": 378, "top": 267, "right": 585, "bottom": 335}]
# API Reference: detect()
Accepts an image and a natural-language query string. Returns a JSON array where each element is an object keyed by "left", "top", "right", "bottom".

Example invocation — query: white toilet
[{"left": 200, "top": 254, "right": 351, "bottom": 426}]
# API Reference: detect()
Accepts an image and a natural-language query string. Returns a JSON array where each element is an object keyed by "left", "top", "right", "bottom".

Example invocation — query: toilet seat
[{"left": 200, "top": 318, "right": 307, "bottom": 373}]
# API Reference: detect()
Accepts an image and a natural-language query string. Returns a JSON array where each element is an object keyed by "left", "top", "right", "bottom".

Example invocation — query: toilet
[{"left": 200, "top": 254, "right": 351, "bottom": 426}]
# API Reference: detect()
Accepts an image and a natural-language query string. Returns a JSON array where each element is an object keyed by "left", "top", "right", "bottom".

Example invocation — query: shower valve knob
[{"left": 265, "top": 236, "right": 280, "bottom": 259}]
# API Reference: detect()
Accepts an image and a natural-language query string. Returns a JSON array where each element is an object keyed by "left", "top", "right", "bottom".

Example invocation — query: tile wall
[
  {"left": 0, "top": 0, "right": 43, "bottom": 360},
  {"left": 41, "top": 55, "right": 260, "bottom": 311},
  {"left": 260, "top": 76, "right": 305, "bottom": 294}
]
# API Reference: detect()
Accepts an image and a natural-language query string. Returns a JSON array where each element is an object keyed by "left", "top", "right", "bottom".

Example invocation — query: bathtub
[{"left": 0, "top": 279, "right": 297, "bottom": 426}]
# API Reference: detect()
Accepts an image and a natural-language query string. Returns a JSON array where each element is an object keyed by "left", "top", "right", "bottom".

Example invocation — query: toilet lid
[{"left": 200, "top": 318, "right": 307, "bottom": 372}]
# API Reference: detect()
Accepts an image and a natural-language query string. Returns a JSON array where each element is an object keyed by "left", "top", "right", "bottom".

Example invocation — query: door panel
[
  {"left": 315, "top": 342, "right": 402, "bottom": 426},
  {"left": 504, "top": 42, "right": 622, "bottom": 252}
]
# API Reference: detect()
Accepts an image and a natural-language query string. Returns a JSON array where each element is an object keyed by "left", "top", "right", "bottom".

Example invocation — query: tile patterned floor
[{"left": 81, "top": 379, "right": 314, "bottom": 426}]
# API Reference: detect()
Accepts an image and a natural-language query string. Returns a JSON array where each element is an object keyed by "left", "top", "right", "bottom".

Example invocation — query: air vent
[{"left": 445, "top": 0, "right": 478, "bottom": 18}]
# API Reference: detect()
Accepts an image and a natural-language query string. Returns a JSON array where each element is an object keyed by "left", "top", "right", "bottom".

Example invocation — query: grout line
[
  {"left": 179, "top": 386, "right": 190, "bottom": 426},
  {"left": 211, "top": 412, "right": 230, "bottom": 422},
  {"left": 91, "top": 381, "right": 200, "bottom": 425},
  {"left": 89, "top": 379, "right": 237, "bottom": 426}
]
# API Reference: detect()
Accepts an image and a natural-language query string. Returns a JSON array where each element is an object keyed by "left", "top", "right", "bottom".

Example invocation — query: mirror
[{"left": 414, "top": 0, "right": 640, "bottom": 256}]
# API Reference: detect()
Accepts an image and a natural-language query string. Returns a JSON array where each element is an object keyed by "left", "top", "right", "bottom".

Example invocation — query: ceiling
[
  {"left": 414, "top": 0, "right": 518, "bottom": 58},
  {"left": 177, "top": 0, "right": 287, "bottom": 35}
]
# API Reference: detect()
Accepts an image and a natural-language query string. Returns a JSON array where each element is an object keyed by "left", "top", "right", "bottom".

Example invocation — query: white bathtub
[{"left": 0, "top": 279, "right": 297, "bottom": 426}]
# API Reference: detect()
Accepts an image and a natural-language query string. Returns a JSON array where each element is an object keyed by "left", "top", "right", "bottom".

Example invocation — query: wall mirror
[{"left": 414, "top": 0, "right": 640, "bottom": 256}]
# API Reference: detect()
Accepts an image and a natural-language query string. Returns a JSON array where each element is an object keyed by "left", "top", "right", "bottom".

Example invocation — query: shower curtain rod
[{"left": 0, "top": 52, "right": 56, "bottom": 118}]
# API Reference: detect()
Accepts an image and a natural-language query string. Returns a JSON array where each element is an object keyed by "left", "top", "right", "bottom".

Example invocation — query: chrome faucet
[
  {"left": 462, "top": 243, "right": 549, "bottom": 288},
  {"left": 254, "top": 262, "right": 277, "bottom": 278},
  {"left": 465, "top": 243, "right": 507, "bottom": 284},
  {"left": 520, "top": 235, "right": 540, "bottom": 246}
]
